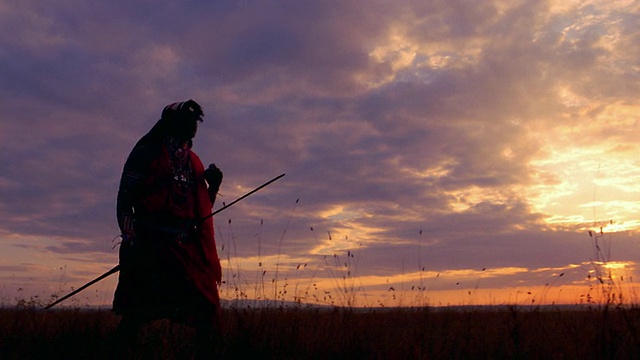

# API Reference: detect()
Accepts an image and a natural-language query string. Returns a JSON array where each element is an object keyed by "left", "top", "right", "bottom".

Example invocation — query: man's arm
[{"left": 117, "top": 144, "right": 154, "bottom": 238}]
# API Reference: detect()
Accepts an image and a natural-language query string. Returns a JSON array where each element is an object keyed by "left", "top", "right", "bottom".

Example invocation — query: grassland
[
  {"left": 2, "top": 303, "right": 640, "bottom": 359},
  {"left": 1, "top": 228, "right": 633, "bottom": 358}
]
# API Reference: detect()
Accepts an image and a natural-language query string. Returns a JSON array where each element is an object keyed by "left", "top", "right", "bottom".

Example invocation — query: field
[{"left": 2, "top": 304, "right": 640, "bottom": 359}]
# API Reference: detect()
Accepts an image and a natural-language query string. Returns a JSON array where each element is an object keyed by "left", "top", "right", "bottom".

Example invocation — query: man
[{"left": 112, "top": 100, "right": 223, "bottom": 357}]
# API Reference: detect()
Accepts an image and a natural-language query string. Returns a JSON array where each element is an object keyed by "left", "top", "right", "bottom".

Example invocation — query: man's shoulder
[{"left": 127, "top": 142, "right": 163, "bottom": 164}]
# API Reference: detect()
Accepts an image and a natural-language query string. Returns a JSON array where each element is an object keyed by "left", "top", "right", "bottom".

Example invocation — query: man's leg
[
  {"left": 194, "top": 306, "right": 221, "bottom": 359},
  {"left": 111, "top": 313, "right": 145, "bottom": 358}
]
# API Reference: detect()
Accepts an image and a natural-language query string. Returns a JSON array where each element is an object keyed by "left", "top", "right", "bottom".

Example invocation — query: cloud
[{"left": 2, "top": 0, "right": 640, "bottom": 305}]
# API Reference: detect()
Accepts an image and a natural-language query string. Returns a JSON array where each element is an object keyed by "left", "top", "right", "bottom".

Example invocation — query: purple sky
[{"left": 2, "top": 0, "right": 640, "bottom": 307}]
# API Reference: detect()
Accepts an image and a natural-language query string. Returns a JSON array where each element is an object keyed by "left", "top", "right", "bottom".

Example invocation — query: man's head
[{"left": 161, "top": 100, "right": 204, "bottom": 141}]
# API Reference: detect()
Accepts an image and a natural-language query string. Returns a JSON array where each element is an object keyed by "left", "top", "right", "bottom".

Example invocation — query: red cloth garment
[{"left": 113, "top": 139, "right": 221, "bottom": 321}]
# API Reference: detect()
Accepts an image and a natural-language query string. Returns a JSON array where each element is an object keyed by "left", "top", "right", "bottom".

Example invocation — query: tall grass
[
  {"left": 4, "top": 305, "right": 640, "bottom": 359},
  {"left": 4, "top": 214, "right": 640, "bottom": 358},
  {"left": 584, "top": 224, "right": 637, "bottom": 308}
]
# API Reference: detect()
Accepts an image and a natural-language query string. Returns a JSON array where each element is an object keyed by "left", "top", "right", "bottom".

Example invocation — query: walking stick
[
  {"left": 44, "top": 265, "right": 121, "bottom": 310},
  {"left": 44, "top": 173, "right": 285, "bottom": 310}
]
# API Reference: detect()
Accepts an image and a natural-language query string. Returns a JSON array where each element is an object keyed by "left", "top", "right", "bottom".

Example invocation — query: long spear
[{"left": 44, "top": 173, "right": 285, "bottom": 310}]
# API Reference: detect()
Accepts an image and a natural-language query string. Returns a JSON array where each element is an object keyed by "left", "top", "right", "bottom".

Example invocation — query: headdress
[
  {"left": 135, "top": 100, "right": 204, "bottom": 147},
  {"left": 161, "top": 99, "right": 204, "bottom": 122}
]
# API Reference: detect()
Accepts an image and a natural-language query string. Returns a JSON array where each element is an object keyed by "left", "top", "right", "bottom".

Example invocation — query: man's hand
[
  {"left": 204, "top": 163, "right": 223, "bottom": 191},
  {"left": 119, "top": 229, "right": 138, "bottom": 269},
  {"left": 121, "top": 230, "right": 136, "bottom": 246}
]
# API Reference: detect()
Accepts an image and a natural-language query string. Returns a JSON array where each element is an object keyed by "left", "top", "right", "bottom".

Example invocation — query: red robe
[{"left": 113, "top": 141, "right": 221, "bottom": 320}]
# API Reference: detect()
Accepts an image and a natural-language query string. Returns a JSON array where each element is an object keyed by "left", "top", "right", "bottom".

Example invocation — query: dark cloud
[{"left": 0, "top": 264, "right": 35, "bottom": 273}]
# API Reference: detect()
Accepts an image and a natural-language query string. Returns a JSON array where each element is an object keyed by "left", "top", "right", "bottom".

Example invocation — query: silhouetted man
[{"left": 112, "top": 100, "right": 223, "bottom": 358}]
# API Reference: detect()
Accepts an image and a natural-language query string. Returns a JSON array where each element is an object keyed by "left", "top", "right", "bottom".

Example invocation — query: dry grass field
[
  {"left": 2, "top": 303, "right": 640, "bottom": 359},
  {"left": 1, "top": 229, "right": 634, "bottom": 358}
]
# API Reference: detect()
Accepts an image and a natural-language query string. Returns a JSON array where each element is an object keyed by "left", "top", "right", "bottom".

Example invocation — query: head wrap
[
  {"left": 161, "top": 100, "right": 204, "bottom": 122},
  {"left": 134, "top": 100, "right": 204, "bottom": 148}
]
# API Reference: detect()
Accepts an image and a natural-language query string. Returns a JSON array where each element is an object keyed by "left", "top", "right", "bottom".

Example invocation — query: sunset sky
[{"left": 2, "top": 0, "right": 640, "bottom": 308}]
